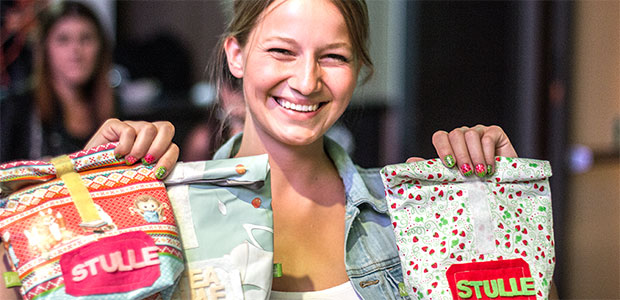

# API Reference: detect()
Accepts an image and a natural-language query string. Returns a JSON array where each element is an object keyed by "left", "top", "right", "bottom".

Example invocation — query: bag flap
[
  {"left": 164, "top": 154, "right": 269, "bottom": 189},
  {"left": 0, "top": 143, "right": 123, "bottom": 196},
  {"left": 381, "top": 156, "right": 552, "bottom": 189}
]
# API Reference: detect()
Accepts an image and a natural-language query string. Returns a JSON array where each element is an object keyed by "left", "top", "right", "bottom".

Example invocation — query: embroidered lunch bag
[
  {"left": 381, "top": 157, "right": 555, "bottom": 300},
  {"left": 0, "top": 143, "right": 184, "bottom": 299},
  {"left": 164, "top": 154, "right": 274, "bottom": 300}
]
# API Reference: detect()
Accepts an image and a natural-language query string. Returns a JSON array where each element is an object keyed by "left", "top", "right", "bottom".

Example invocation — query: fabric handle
[
  {"left": 51, "top": 155, "right": 105, "bottom": 228},
  {"left": 466, "top": 179, "right": 496, "bottom": 254}
]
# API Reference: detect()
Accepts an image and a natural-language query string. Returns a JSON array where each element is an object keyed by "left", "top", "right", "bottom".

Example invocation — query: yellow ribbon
[{"left": 51, "top": 155, "right": 104, "bottom": 227}]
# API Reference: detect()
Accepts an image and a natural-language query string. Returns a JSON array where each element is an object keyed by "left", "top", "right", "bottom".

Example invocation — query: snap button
[
  {"left": 235, "top": 164, "right": 246, "bottom": 175},
  {"left": 251, "top": 197, "right": 261, "bottom": 208}
]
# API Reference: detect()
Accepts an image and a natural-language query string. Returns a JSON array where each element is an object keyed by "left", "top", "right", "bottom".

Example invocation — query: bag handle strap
[{"left": 51, "top": 155, "right": 106, "bottom": 228}]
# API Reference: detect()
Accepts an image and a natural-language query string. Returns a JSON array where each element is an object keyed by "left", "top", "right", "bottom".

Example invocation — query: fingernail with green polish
[
  {"left": 155, "top": 166, "right": 167, "bottom": 179},
  {"left": 487, "top": 164, "right": 494, "bottom": 176},
  {"left": 444, "top": 155, "right": 456, "bottom": 168},
  {"left": 114, "top": 153, "right": 123, "bottom": 160}
]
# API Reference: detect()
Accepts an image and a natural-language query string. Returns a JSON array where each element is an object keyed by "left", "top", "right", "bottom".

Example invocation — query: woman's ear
[{"left": 224, "top": 37, "right": 244, "bottom": 79}]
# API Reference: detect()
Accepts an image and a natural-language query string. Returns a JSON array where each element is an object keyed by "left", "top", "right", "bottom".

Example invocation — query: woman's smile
[{"left": 273, "top": 96, "right": 324, "bottom": 113}]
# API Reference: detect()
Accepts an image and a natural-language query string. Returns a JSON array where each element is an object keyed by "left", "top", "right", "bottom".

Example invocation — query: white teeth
[{"left": 276, "top": 98, "right": 319, "bottom": 112}]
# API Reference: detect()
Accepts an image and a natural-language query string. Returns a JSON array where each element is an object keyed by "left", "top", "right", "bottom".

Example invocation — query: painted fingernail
[
  {"left": 443, "top": 155, "right": 456, "bottom": 168},
  {"left": 475, "top": 164, "right": 486, "bottom": 177},
  {"left": 154, "top": 166, "right": 167, "bottom": 179},
  {"left": 487, "top": 164, "right": 494, "bottom": 176},
  {"left": 125, "top": 155, "right": 137, "bottom": 165},
  {"left": 142, "top": 154, "right": 155, "bottom": 165},
  {"left": 114, "top": 153, "right": 123, "bottom": 160},
  {"left": 461, "top": 163, "right": 473, "bottom": 176}
]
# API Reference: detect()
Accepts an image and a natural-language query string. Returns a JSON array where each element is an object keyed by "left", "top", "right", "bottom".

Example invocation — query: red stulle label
[
  {"left": 60, "top": 231, "right": 161, "bottom": 296},
  {"left": 446, "top": 258, "right": 537, "bottom": 299}
]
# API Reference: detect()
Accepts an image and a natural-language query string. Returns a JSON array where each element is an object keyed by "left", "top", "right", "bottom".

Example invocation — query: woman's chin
[{"left": 275, "top": 128, "right": 324, "bottom": 147}]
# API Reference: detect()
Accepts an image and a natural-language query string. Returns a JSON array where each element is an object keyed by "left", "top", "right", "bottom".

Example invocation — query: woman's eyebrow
[
  {"left": 262, "top": 36, "right": 297, "bottom": 45},
  {"left": 321, "top": 42, "right": 352, "bottom": 52}
]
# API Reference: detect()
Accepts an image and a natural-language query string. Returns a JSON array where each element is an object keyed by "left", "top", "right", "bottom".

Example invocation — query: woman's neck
[
  {"left": 53, "top": 79, "right": 85, "bottom": 105},
  {"left": 237, "top": 119, "right": 344, "bottom": 215},
  {"left": 236, "top": 119, "right": 336, "bottom": 184},
  {"left": 52, "top": 79, "right": 95, "bottom": 139}
]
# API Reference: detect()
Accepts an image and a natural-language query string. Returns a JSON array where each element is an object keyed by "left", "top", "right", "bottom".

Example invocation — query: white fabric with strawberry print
[{"left": 381, "top": 157, "right": 555, "bottom": 300}]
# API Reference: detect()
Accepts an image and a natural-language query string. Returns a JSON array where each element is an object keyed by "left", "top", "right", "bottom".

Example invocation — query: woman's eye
[
  {"left": 79, "top": 33, "right": 96, "bottom": 44},
  {"left": 324, "top": 54, "right": 349, "bottom": 63},
  {"left": 53, "top": 34, "right": 70, "bottom": 45},
  {"left": 268, "top": 48, "right": 293, "bottom": 56}
]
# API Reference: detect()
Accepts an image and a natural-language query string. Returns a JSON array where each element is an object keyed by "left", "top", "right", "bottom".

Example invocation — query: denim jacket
[{"left": 214, "top": 135, "right": 408, "bottom": 299}]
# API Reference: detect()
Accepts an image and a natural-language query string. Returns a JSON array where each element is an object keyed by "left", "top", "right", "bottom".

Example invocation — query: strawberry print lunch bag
[
  {"left": 164, "top": 154, "right": 274, "bottom": 300},
  {"left": 0, "top": 143, "right": 184, "bottom": 299},
  {"left": 381, "top": 157, "right": 555, "bottom": 300}
]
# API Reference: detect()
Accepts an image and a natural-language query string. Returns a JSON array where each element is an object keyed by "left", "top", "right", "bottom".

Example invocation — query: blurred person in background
[{"left": 0, "top": 0, "right": 114, "bottom": 163}]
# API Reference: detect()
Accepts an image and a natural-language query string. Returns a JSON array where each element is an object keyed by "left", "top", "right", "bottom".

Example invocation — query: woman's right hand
[{"left": 85, "top": 119, "right": 179, "bottom": 179}]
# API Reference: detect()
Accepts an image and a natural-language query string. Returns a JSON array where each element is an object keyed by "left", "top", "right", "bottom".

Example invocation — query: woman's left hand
[
  {"left": 84, "top": 119, "right": 178, "bottom": 179},
  {"left": 407, "top": 125, "right": 517, "bottom": 177}
]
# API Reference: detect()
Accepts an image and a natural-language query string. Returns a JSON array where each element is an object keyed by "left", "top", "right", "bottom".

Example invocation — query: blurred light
[
  {"left": 109, "top": 64, "right": 130, "bottom": 88},
  {"left": 569, "top": 144, "right": 593, "bottom": 174},
  {"left": 191, "top": 81, "right": 216, "bottom": 107},
  {"left": 108, "top": 69, "right": 122, "bottom": 88}
]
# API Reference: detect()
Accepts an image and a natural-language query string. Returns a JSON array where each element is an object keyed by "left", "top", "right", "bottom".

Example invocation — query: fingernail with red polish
[
  {"left": 125, "top": 155, "right": 137, "bottom": 165},
  {"left": 475, "top": 164, "right": 486, "bottom": 177},
  {"left": 461, "top": 163, "right": 473, "bottom": 176},
  {"left": 142, "top": 154, "right": 155, "bottom": 165}
]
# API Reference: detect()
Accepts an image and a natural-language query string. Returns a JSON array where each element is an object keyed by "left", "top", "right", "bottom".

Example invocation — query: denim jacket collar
[{"left": 323, "top": 137, "right": 387, "bottom": 214}]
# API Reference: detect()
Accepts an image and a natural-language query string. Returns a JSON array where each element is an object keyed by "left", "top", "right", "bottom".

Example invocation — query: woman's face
[
  {"left": 47, "top": 16, "right": 100, "bottom": 88},
  {"left": 228, "top": 0, "right": 359, "bottom": 146}
]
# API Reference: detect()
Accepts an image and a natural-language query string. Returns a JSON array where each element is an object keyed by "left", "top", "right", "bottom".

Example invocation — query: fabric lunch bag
[
  {"left": 164, "top": 154, "right": 274, "bottom": 300},
  {"left": 381, "top": 157, "right": 555, "bottom": 300},
  {"left": 0, "top": 143, "right": 184, "bottom": 299}
]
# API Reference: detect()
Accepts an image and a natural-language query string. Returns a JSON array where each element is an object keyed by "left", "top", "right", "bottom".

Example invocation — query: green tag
[
  {"left": 273, "top": 263, "right": 282, "bottom": 278},
  {"left": 3, "top": 272, "right": 21, "bottom": 288},
  {"left": 398, "top": 282, "right": 409, "bottom": 296}
]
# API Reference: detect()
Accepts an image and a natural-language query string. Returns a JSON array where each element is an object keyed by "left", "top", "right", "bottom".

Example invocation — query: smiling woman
[
  {"left": 218, "top": 2, "right": 363, "bottom": 293},
  {"left": 80, "top": 0, "right": 522, "bottom": 299},
  {"left": 224, "top": 0, "right": 359, "bottom": 151}
]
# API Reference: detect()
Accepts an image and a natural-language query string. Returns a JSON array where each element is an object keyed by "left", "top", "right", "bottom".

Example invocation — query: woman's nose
[
  {"left": 288, "top": 57, "right": 322, "bottom": 96},
  {"left": 69, "top": 38, "right": 82, "bottom": 54}
]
